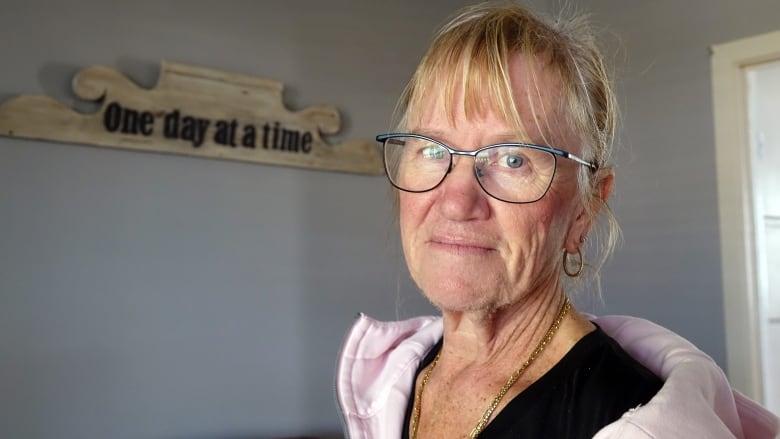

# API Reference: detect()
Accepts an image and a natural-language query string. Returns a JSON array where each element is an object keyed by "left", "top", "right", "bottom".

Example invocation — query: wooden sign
[{"left": 0, "top": 61, "right": 383, "bottom": 175}]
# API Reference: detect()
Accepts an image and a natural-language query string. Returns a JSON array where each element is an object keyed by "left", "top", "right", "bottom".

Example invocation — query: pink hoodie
[{"left": 335, "top": 314, "right": 779, "bottom": 438}]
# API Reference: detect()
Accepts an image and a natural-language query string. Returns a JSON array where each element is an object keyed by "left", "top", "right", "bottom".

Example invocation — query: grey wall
[{"left": 3, "top": 1, "right": 779, "bottom": 438}]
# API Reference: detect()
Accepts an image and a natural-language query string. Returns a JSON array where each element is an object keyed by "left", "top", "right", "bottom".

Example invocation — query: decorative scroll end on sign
[{"left": 0, "top": 61, "right": 383, "bottom": 175}]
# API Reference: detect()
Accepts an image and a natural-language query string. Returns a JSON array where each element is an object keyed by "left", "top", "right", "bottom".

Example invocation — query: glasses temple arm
[{"left": 563, "top": 152, "right": 597, "bottom": 170}]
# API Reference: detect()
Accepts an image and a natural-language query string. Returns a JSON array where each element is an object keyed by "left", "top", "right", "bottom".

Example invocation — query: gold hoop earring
[{"left": 563, "top": 249, "right": 584, "bottom": 277}]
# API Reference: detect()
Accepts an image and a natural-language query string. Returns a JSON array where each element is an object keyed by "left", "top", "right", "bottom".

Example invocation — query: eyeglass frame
[{"left": 376, "top": 133, "right": 597, "bottom": 204}]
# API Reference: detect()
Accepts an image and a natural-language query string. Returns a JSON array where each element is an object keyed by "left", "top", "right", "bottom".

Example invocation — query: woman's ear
[
  {"left": 564, "top": 169, "right": 614, "bottom": 253},
  {"left": 595, "top": 169, "right": 615, "bottom": 206}
]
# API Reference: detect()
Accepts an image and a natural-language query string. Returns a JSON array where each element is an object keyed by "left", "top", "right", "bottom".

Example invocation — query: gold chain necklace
[{"left": 410, "top": 297, "right": 571, "bottom": 439}]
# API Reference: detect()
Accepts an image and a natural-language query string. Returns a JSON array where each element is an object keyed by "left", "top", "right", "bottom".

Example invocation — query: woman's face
[{"left": 399, "top": 54, "right": 588, "bottom": 313}]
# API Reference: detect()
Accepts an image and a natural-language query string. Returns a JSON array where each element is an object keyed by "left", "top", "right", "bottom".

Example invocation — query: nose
[{"left": 436, "top": 155, "right": 490, "bottom": 221}]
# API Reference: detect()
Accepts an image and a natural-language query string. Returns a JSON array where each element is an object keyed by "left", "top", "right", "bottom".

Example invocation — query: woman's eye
[
  {"left": 500, "top": 154, "right": 526, "bottom": 168},
  {"left": 421, "top": 146, "right": 446, "bottom": 160}
]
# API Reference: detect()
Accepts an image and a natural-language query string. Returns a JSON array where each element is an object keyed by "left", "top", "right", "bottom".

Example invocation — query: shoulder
[
  {"left": 591, "top": 315, "right": 780, "bottom": 439},
  {"left": 538, "top": 326, "right": 662, "bottom": 432},
  {"left": 480, "top": 325, "right": 661, "bottom": 438},
  {"left": 572, "top": 326, "right": 663, "bottom": 403},
  {"left": 590, "top": 314, "right": 710, "bottom": 377}
]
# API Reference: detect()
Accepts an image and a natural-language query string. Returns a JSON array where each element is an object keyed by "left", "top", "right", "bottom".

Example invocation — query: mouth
[{"left": 427, "top": 237, "right": 495, "bottom": 256}]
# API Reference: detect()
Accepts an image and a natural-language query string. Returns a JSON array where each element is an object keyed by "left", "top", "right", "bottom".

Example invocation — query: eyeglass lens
[{"left": 383, "top": 135, "right": 556, "bottom": 203}]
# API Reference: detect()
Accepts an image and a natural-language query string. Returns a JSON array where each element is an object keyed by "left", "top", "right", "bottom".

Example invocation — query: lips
[{"left": 427, "top": 235, "right": 496, "bottom": 255}]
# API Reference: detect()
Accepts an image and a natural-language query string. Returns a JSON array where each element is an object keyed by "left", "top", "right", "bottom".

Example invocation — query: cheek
[
  {"left": 398, "top": 192, "right": 428, "bottom": 257},
  {"left": 505, "top": 195, "right": 567, "bottom": 254},
  {"left": 542, "top": 197, "right": 566, "bottom": 232},
  {"left": 541, "top": 192, "right": 581, "bottom": 251},
  {"left": 399, "top": 192, "right": 431, "bottom": 231}
]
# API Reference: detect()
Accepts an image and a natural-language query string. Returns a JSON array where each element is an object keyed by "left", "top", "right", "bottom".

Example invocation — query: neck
[{"left": 439, "top": 285, "right": 587, "bottom": 368}]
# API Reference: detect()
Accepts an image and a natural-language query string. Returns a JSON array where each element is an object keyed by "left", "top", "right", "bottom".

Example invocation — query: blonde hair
[{"left": 395, "top": 1, "right": 621, "bottom": 293}]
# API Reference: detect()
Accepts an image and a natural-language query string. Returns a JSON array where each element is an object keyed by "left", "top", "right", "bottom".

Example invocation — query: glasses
[{"left": 377, "top": 133, "right": 596, "bottom": 204}]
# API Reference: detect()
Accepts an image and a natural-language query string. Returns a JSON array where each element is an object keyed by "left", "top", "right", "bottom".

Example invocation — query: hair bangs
[{"left": 398, "top": 11, "right": 528, "bottom": 138}]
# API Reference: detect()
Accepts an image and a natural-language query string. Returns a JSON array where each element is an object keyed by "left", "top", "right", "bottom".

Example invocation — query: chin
[{"left": 417, "top": 274, "right": 506, "bottom": 313}]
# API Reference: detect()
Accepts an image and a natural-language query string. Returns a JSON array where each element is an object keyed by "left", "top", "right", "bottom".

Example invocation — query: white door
[
  {"left": 747, "top": 60, "right": 780, "bottom": 415},
  {"left": 711, "top": 30, "right": 780, "bottom": 411}
]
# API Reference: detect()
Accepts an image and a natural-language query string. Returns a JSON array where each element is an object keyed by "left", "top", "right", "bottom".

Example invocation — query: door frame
[{"left": 710, "top": 29, "right": 780, "bottom": 402}]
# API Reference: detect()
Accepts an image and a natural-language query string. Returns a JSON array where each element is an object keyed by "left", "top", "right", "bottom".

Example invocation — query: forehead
[{"left": 408, "top": 53, "right": 573, "bottom": 147}]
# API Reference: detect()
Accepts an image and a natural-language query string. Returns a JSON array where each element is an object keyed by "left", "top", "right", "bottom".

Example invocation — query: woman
[{"left": 336, "top": 3, "right": 779, "bottom": 438}]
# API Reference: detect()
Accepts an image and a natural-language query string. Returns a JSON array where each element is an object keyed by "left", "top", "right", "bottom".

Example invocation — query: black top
[{"left": 402, "top": 325, "right": 662, "bottom": 438}]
